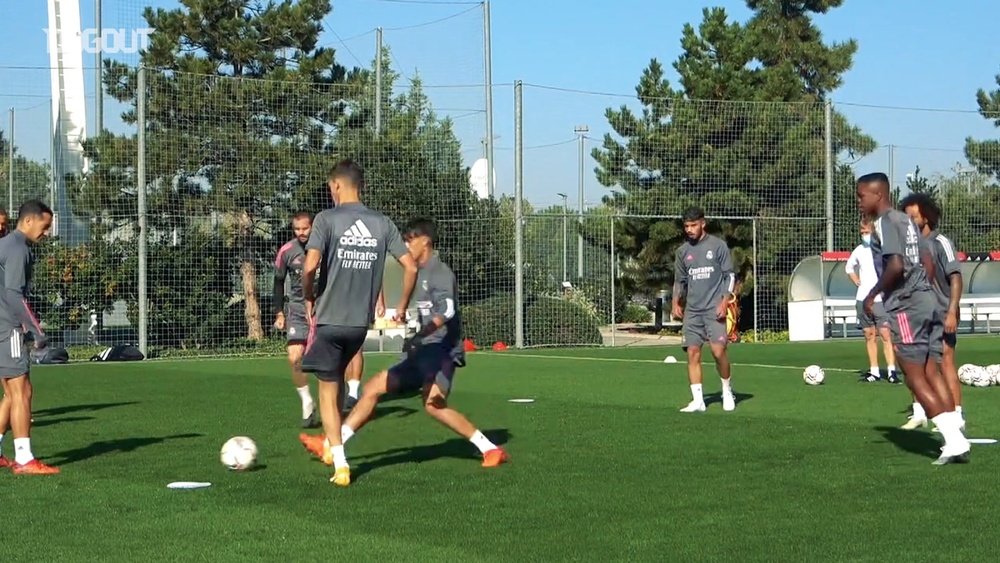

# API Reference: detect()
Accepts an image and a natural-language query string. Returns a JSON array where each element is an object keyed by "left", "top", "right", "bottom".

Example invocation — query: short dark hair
[
  {"left": 17, "top": 200, "right": 53, "bottom": 223},
  {"left": 857, "top": 172, "right": 890, "bottom": 187},
  {"left": 403, "top": 218, "right": 437, "bottom": 245},
  {"left": 291, "top": 210, "right": 313, "bottom": 222},
  {"left": 681, "top": 206, "right": 705, "bottom": 222},
  {"left": 899, "top": 192, "right": 941, "bottom": 230},
  {"left": 0, "top": 208, "right": 7, "bottom": 217},
  {"left": 328, "top": 159, "right": 365, "bottom": 190}
]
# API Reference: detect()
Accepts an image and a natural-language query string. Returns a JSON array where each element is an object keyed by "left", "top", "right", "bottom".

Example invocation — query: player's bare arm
[
  {"left": 945, "top": 272, "right": 962, "bottom": 333},
  {"left": 394, "top": 253, "right": 419, "bottom": 323},
  {"left": 864, "top": 254, "right": 902, "bottom": 317},
  {"left": 376, "top": 289, "right": 386, "bottom": 319},
  {"left": 273, "top": 268, "right": 286, "bottom": 330},
  {"left": 671, "top": 250, "right": 686, "bottom": 320}
]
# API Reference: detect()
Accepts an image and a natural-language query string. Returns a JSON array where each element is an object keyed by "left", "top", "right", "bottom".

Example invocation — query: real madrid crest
[
  {"left": 422, "top": 280, "right": 429, "bottom": 291},
  {"left": 706, "top": 250, "right": 714, "bottom": 260}
]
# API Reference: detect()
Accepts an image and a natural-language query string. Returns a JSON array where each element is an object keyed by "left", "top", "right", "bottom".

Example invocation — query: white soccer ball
[
  {"left": 958, "top": 364, "right": 979, "bottom": 386},
  {"left": 971, "top": 367, "right": 993, "bottom": 388},
  {"left": 220, "top": 436, "right": 258, "bottom": 471},
  {"left": 986, "top": 364, "right": 1000, "bottom": 386},
  {"left": 803, "top": 364, "right": 825, "bottom": 385}
]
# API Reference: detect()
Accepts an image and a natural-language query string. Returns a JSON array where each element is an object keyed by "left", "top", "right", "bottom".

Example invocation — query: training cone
[
  {"left": 464, "top": 338, "right": 476, "bottom": 352},
  {"left": 492, "top": 342, "right": 508, "bottom": 352}
]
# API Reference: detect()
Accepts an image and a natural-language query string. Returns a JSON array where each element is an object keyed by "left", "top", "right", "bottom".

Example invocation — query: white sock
[
  {"left": 690, "top": 384, "right": 704, "bottom": 404},
  {"left": 913, "top": 402, "right": 926, "bottom": 420},
  {"left": 13, "top": 437, "right": 33, "bottom": 465},
  {"left": 297, "top": 386, "right": 313, "bottom": 418},
  {"left": 0, "top": 432, "right": 4, "bottom": 456},
  {"left": 721, "top": 378, "right": 733, "bottom": 395},
  {"left": 887, "top": 364, "right": 896, "bottom": 374},
  {"left": 341, "top": 424, "right": 354, "bottom": 443},
  {"left": 469, "top": 430, "right": 496, "bottom": 454},
  {"left": 347, "top": 380, "right": 360, "bottom": 399},
  {"left": 870, "top": 366, "right": 880, "bottom": 377},
  {"left": 932, "top": 411, "right": 968, "bottom": 453},
  {"left": 331, "top": 444, "right": 348, "bottom": 469},
  {"left": 956, "top": 405, "right": 964, "bottom": 418}
]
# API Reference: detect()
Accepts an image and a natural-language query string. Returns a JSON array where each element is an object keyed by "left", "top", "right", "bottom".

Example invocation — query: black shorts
[
  {"left": 388, "top": 343, "right": 456, "bottom": 396},
  {"left": 300, "top": 325, "right": 367, "bottom": 382}
]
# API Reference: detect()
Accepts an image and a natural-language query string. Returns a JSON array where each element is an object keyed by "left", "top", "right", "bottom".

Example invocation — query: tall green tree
[
  {"left": 965, "top": 71, "right": 1000, "bottom": 181},
  {"left": 906, "top": 165, "right": 938, "bottom": 199},
  {"left": 593, "top": 1, "right": 875, "bottom": 329},
  {"left": 0, "top": 131, "right": 52, "bottom": 211}
]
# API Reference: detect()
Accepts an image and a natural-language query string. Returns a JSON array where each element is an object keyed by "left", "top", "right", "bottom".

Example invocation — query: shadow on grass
[
  {"left": 351, "top": 428, "right": 511, "bottom": 481},
  {"left": 704, "top": 391, "right": 754, "bottom": 407},
  {"left": 33, "top": 416, "right": 95, "bottom": 428},
  {"left": 34, "top": 402, "right": 139, "bottom": 417},
  {"left": 49, "top": 433, "right": 203, "bottom": 466},
  {"left": 875, "top": 426, "right": 940, "bottom": 459},
  {"left": 370, "top": 404, "right": 420, "bottom": 421}
]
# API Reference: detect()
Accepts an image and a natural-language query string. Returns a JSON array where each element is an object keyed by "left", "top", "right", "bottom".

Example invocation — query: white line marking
[{"left": 477, "top": 352, "right": 858, "bottom": 373}]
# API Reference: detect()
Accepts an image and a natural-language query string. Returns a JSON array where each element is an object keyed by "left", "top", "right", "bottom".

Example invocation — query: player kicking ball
[
  {"left": 899, "top": 194, "right": 965, "bottom": 432},
  {"left": 0, "top": 201, "right": 59, "bottom": 474},
  {"left": 301, "top": 218, "right": 508, "bottom": 471},
  {"left": 672, "top": 207, "right": 737, "bottom": 412},
  {"left": 856, "top": 173, "right": 968, "bottom": 465}
]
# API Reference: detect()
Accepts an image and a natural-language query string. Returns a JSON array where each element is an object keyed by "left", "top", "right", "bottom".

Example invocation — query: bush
[
  {"left": 619, "top": 302, "right": 653, "bottom": 324},
  {"left": 462, "top": 293, "right": 603, "bottom": 348},
  {"left": 740, "top": 330, "right": 789, "bottom": 343},
  {"left": 525, "top": 297, "right": 603, "bottom": 346}
]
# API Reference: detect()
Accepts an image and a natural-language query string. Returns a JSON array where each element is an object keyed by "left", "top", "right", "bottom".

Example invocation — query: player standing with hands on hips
[
  {"left": 856, "top": 172, "right": 969, "bottom": 464},
  {"left": 0, "top": 200, "right": 58, "bottom": 474},
  {"left": 672, "top": 207, "right": 737, "bottom": 413},
  {"left": 299, "top": 160, "right": 419, "bottom": 487}
]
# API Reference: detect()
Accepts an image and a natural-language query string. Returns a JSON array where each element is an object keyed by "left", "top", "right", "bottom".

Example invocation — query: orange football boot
[
  {"left": 12, "top": 459, "right": 60, "bottom": 475},
  {"left": 481, "top": 447, "right": 508, "bottom": 468}
]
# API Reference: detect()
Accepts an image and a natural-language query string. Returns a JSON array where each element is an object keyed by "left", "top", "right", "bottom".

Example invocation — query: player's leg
[
  {"left": 889, "top": 304, "right": 968, "bottom": 463},
  {"left": 857, "top": 300, "right": 881, "bottom": 382},
  {"left": 417, "top": 354, "right": 507, "bottom": 467},
  {"left": 2, "top": 374, "right": 56, "bottom": 474},
  {"left": 681, "top": 314, "right": 707, "bottom": 412},
  {"left": 287, "top": 342, "right": 317, "bottom": 428},
  {"left": 341, "top": 368, "right": 391, "bottom": 441},
  {"left": 343, "top": 349, "right": 363, "bottom": 411},
  {"left": 707, "top": 314, "right": 735, "bottom": 411},
  {"left": 942, "top": 334, "right": 963, "bottom": 426},
  {"left": 875, "top": 304, "right": 899, "bottom": 383},
  {"left": 0, "top": 384, "right": 11, "bottom": 467}
]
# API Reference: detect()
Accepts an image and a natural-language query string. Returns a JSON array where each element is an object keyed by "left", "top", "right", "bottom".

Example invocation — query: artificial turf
[{"left": 4, "top": 336, "right": 1000, "bottom": 561}]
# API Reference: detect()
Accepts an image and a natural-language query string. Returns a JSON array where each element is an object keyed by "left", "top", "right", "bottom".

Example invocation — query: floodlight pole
[
  {"left": 557, "top": 192, "right": 568, "bottom": 283},
  {"left": 95, "top": 0, "right": 103, "bottom": 133},
  {"left": 375, "top": 27, "right": 382, "bottom": 136},
  {"left": 575, "top": 125, "right": 588, "bottom": 278},
  {"left": 483, "top": 0, "right": 495, "bottom": 197},
  {"left": 514, "top": 81, "right": 524, "bottom": 349}
]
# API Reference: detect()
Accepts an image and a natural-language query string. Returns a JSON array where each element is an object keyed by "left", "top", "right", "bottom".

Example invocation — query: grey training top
[
  {"left": 870, "top": 208, "right": 933, "bottom": 311},
  {"left": 925, "top": 230, "right": 962, "bottom": 313},
  {"left": 306, "top": 203, "right": 408, "bottom": 327},
  {"left": 274, "top": 238, "right": 306, "bottom": 315},
  {"left": 673, "top": 234, "right": 735, "bottom": 314},
  {"left": 414, "top": 252, "right": 460, "bottom": 347},
  {"left": 0, "top": 231, "right": 44, "bottom": 338}
]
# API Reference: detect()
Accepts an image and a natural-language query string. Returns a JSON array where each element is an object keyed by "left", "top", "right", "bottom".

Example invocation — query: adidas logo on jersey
[{"left": 340, "top": 220, "right": 378, "bottom": 247}]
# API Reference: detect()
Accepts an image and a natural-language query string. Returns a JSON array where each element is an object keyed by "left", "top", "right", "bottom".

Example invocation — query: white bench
[{"left": 824, "top": 297, "right": 1000, "bottom": 337}]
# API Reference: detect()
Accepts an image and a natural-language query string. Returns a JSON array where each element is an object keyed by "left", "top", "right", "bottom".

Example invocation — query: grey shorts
[
  {"left": 0, "top": 328, "right": 30, "bottom": 378},
  {"left": 285, "top": 307, "right": 309, "bottom": 344},
  {"left": 929, "top": 308, "right": 958, "bottom": 360},
  {"left": 856, "top": 300, "right": 888, "bottom": 329},
  {"left": 884, "top": 292, "right": 939, "bottom": 363},
  {"left": 682, "top": 311, "right": 727, "bottom": 349},
  {"left": 387, "top": 342, "right": 456, "bottom": 396}
]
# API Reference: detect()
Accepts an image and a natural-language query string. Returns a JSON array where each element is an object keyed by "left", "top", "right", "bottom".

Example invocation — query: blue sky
[{"left": 2, "top": 0, "right": 999, "bottom": 209}]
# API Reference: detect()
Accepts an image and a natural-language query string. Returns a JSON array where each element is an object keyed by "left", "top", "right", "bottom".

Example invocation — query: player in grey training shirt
[
  {"left": 671, "top": 207, "right": 737, "bottom": 413},
  {"left": 0, "top": 200, "right": 59, "bottom": 474},
  {"left": 338, "top": 218, "right": 508, "bottom": 469},
  {"left": 857, "top": 172, "right": 969, "bottom": 464},
  {"left": 900, "top": 193, "right": 965, "bottom": 431},
  {"left": 299, "top": 159, "right": 419, "bottom": 487},
  {"left": 273, "top": 211, "right": 320, "bottom": 428}
]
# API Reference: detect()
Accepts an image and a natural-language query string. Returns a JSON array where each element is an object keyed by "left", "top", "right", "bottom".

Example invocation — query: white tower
[{"left": 47, "top": 0, "right": 89, "bottom": 243}]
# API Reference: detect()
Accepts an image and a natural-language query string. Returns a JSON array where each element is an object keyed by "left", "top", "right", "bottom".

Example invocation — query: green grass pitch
[{"left": 5, "top": 337, "right": 1000, "bottom": 561}]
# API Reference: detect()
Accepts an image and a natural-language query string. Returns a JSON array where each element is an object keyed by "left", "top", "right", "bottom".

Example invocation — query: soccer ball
[
  {"left": 986, "top": 364, "right": 1000, "bottom": 386},
  {"left": 958, "top": 364, "right": 979, "bottom": 386},
  {"left": 971, "top": 367, "right": 993, "bottom": 388},
  {"left": 803, "top": 364, "right": 825, "bottom": 385},
  {"left": 220, "top": 436, "right": 258, "bottom": 471}
]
